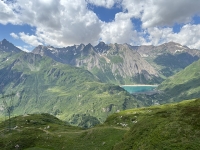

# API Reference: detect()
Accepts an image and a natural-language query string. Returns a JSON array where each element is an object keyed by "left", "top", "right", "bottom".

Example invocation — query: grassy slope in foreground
[
  {"left": 0, "top": 113, "right": 126, "bottom": 150},
  {"left": 1, "top": 99, "right": 200, "bottom": 150},
  {"left": 157, "top": 59, "right": 200, "bottom": 103},
  {"left": 104, "top": 98, "right": 200, "bottom": 150}
]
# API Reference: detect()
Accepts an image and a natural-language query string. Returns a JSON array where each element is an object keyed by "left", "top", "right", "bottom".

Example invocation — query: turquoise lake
[{"left": 120, "top": 85, "right": 158, "bottom": 94}]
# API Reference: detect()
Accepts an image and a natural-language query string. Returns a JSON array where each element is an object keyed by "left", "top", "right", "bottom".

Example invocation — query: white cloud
[
  {"left": 97, "top": 0, "right": 200, "bottom": 48},
  {"left": 86, "top": 0, "right": 121, "bottom": 8},
  {"left": 1, "top": 0, "right": 200, "bottom": 49},
  {"left": 121, "top": 0, "right": 144, "bottom": 18},
  {"left": 121, "top": 0, "right": 200, "bottom": 28},
  {"left": 144, "top": 24, "right": 200, "bottom": 49},
  {"left": 10, "top": 32, "right": 19, "bottom": 39},
  {"left": 141, "top": 0, "right": 200, "bottom": 28},
  {"left": 16, "top": 46, "right": 31, "bottom": 52},
  {"left": 0, "top": 0, "right": 20, "bottom": 25},
  {"left": 101, "top": 12, "right": 140, "bottom": 44},
  {"left": 168, "top": 24, "right": 200, "bottom": 49},
  {"left": 8, "top": 0, "right": 102, "bottom": 47},
  {"left": 19, "top": 32, "right": 43, "bottom": 46},
  {"left": 15, "top": 0, "right": 62, "bottom": 30}
]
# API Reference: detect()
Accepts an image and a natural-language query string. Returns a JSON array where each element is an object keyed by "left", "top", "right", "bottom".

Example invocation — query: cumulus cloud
[
  {"left": 144, "top": 24, "right": 200, "bottom": 49},
  {"left": 101, "top": 12, "right": 139, "bottom": 44},
  {"left": 121, "top": 0, "right": 200, "bottom": 28},
  {"left": 59, "top": 0, "right": 102, "bottom": 46},
  {"left": 2, "top": 0, "right": 102, "bottom": 47},
  {"left": 86, "top": 0, "right": 121, "bottom": 8},
  {"left": 100, "top": 0, "right": 200, "bottom": 47},
  {"left": 15, "top": 0, "right": 62, "bottom": 30},
  {"left": 10, "top": 32, "right": 19, "bottom": 39},
  {"left": 16, "top": 45, "right": 31, "bottom": 52},
  {"left": 167, "top": 24, "right": 200, "bottom": 49},
  {"left": 19, "top": 32, "right": 43, "bottom": 46},
  {"left": 0, "top": 0, "right": 20, "bottom": 24},
  {"left": 141, "top": 0, "right": 200, "bottom": 28},
  {"left": 121, "top": 0, "right": 144, "bottom": 18},
  {"left": 1, "top": 0, "right": 200, "bottom": 49}
]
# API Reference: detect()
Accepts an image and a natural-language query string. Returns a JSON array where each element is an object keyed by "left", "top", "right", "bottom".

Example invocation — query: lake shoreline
[{"left": 120, "top": 84, "right": 159, "bottom": 94}]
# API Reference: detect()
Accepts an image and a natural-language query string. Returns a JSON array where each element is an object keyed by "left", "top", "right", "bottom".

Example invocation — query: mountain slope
[
  {"left": 0, "top": 39, "right": 21, "bottom": 53},
  {"left": 0, "top": 113, "right": 126, "bottom": 150},
  {"left": 156, "top": 59, "right": 200, "bottom": 103},
  {"left": 130, "top": 42, "right": 200, "bottom": 77},
  {"left": 0, "top": 44, "right": 141, "bottom": 128},
  {"left": 106, "top": 98, "right": 200, "bottom": 150},
  {"left": 1, "top": 99, "right": 200, "bottom": 149},
  {"left": 133, "top": 59, "right": 200, "bottom": 106},
  {"left": 32, "top": 42, "right": 161, "bottom": 84},
  {"left": 33, "top": 41, "right": 200, "bottom": 84}
]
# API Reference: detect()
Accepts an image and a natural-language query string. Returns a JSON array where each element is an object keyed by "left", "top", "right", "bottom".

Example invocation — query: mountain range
[
  {"left": 0, "top": 39, "right": 140, "bottom": 128},
  {"left": 0, "top": 39, "right": 200, "bottom": 128},
  {"left": 0, "top": 38, "right": 200, "bottom": 149},
  {"left": 33, "top": 41, "right": 200, "bottom": 84}
]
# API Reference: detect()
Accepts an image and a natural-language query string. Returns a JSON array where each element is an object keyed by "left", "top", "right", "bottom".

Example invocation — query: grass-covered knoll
[
  {"left": 0, "top": 52, "right": 140, "bottom": 128},
  {"left": 103, "top": 98, "right": 200, "bottom": 150},
  {"left": 0, "top": 113, "right": 126, "bottom": 150}
]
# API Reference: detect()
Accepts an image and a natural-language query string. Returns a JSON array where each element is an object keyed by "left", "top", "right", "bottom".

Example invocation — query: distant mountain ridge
[
  {"left": 32, "top": 41, "right": 200, "bottom": 84},
  {"left": 33, "top": 42, "right": 161, "bottom": 84},
  {"left": 0, "top": 39, "right": 200, "bottom": 128},
  {"left": 130, "top": 41, "right": 200, "bottom": 77}
]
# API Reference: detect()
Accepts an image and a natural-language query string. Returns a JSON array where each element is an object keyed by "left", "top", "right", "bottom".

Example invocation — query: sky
[{"left": 1, "top": 0, "right": 200, "bottom": 52}]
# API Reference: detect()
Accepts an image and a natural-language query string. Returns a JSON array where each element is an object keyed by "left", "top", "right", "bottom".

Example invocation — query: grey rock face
[
  {"left": 32, "top": 43, "right": 160, "bottom": 84},
  {"left": 32, "top": 41, "right": 200, "bottom": 84}
]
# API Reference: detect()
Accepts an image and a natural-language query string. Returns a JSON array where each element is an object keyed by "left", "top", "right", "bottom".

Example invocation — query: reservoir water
[{"left": 120, "top": 85, "right": 158, "bottom": 94}]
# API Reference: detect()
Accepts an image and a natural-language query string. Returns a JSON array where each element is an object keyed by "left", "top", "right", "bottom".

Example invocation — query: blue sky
[{"left": 1, "top": 0, "right": 200, "bottom": 51}]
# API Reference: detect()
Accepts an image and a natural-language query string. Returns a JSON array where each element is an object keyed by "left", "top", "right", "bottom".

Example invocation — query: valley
[
  {"left": 0, "top": 39, "right": 200, "bottom": 149},
  {"left": 1, "top": 1, "right": 200, "bottom": 149}
]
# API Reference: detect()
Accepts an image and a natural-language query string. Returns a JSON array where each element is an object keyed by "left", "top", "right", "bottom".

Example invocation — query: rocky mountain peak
[
  {"left": 165, "top": 41, "right": 181, "bottom": 45},
  {"left": 0, "top": 39, "right": 21, "bottom": 53},
  {"left": 29, "top": 40, "right": 200, "bottom": 84},
  {"left": 77, "top": 44, "right": 85, "bottom": 51},
  {"left": 81, "top": 43, "right": 95, "bottom": 56},
  {"left": 85, "top": 43, "right": 93, "bottom": 48},
  {"left": 1, "top": 39, "right": 9, "bottom": 44},
  {"left": 32, "top": 45, "right": 46, "bottom": 53},
  {"left": 96, "top": 42, "right": 106, "bottom": 48},
  {"left": 95, "top": 42, "right": 109, "bottom": 53}
]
